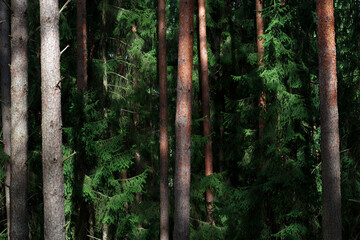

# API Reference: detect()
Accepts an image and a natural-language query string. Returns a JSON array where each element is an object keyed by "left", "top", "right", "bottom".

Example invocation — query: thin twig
[
  {"left": 349, "top": 199, "right": 360, "bottom": 204},
  {"left": 63, "top": 151, "right": 77, "bottom": 163},
  {"left": 60, "top": 44, "right": 70, "bottom": 56},
  {"left": 59, "top": 0, "right": 72, "bottom": 14},
  {"left": 87, "top": 235, "right": 102, "bottom": 240},
  {"left": 0, "top": 0, "right": 11, "bottom": 11}
]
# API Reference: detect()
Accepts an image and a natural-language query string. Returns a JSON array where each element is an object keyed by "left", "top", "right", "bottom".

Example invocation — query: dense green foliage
[{"left": 0, "top": 0, "right": 359, "bottom": 239}]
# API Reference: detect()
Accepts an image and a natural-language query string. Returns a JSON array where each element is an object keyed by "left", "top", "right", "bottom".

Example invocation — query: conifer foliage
[{"left": 0, "top": 0, "right": 360, "bottom": 239}]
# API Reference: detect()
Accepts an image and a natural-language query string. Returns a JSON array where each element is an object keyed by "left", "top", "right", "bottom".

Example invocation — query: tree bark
[
  {"left": 198, "top": 0, "right": 214, "bottom": 225},
  {"left": 0, "top": 1, "right": 11, "bottom": 238},
  {"left": 256, "top": 0, "right": 266, "bottom": 147},
  {"left": 77, "top": 0, "right": 87, "bottom": 91},
  {"left": 173, "top": 0, "right": 194, "bottom": 239},
  {"left": 158, "top": 0, "right": 169, "bottom": 238},
  {"left": 316, "top": 1, "right": 342, "bottom": 239},
  {"left": 39, "top": 0, "right": 66, "bottom": 238},
  {"left": 10, "top": 0, "right": 29, "bottom": 238}
]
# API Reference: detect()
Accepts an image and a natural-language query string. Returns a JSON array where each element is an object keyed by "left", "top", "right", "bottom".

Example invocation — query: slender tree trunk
[
  {"left": 101, "top": 0, "right": 108, "bottom": 93},
  {"left": 0, "top": 2, "right": 11, "bottom": 238},
  {"left": 158, "top": 0, "right": 169, "bottom": 238},
  {"left": 316, "top": 1, "right": 342, "bottom": 239},
  {"left": 198, "top": 0, "right": 214, "bottom": 225},
  {"left": 173, "top": 0, "right": 194, "bottom": 239},
  {"left": 256, "top": 0, "right": 266, "bottom": 147},
  {"left": 102, "top": 223, "right": 109, "bottom": 240},
  {"left": 39, "top": 0, "right": 66, "bottom": 238},
  {"left": 77, "top": 0, "right": 87, "bottom": 91},
  {"left": 10, "top": 0, "right": 29, "bottom": 238}
]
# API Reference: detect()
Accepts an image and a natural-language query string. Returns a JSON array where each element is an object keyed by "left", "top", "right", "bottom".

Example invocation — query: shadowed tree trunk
[
  {"left": 173, "top": 0, "right": 194, "bottom": 239},
  {"left": 316, "top": 0, "right": 342, "bottom": 239},
  {"left": 40, "top": 0, "right": 66, "bottom": 238},
  {"left": 158, "top": 0, "right": 169, "bottom": 239},
  {"left": 198, "top": 0, "right": 214, "bottom": 225},
  {"left": 10, "top": 0, "right": 29, "bottom": 238},
  {"left": 77, "top": 0, "right": 87, "bottom": 91},
  {"left": 0, "top": 1, "right": 11, "bottom": 238}
]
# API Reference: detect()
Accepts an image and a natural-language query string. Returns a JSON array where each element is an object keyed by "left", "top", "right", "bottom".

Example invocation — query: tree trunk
[
  {"left": 316, "top": 1, "right": 342, "bottom": 239},
  {"left": 173, "top": 0, "right": 194, "bottom": 239},
  {"left": 198, "top": 0, "right": 214, "bottom": 225},
  {"left": 39, "top": 0, "right": 66, "bottom": 238},
  {"left": 0, "top": 1, "right": 11, "bottom": 238},
  {"left": 158, "top": 0, "right": 169, "bottom": 238},
  {"left": 256, "top": 0, "right": 266, "bottom": 147},
  {"left": 10, "top": 0, "right": 29, "bottom": 238},
  {"left": 77, "top": 0, "right": 87, "bottom": 91}
]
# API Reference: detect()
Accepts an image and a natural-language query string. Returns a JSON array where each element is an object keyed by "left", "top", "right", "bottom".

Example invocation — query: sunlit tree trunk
[
  {"left": 173, "top": 0, "right": 194, "bottom": 239},
  {"left": 10, "top": 0, "right": 29, "bottom": 238},
  {"left": 158, "top": 0, "right": 169, "bottom": 239},
  {"left": 40, "top": 0, "right": 66, "bottom": 238},
  {"left": 77, "top": 0, "right": 87, "bottom": 91},
  {"left": 198, "top": 0, "right": 214, "bottom": 225},
  {"left": 0, "top": 1, "right": 11, "bottom": 238},
  {"left": 256, "top": 0, "right": 266, "bottom": 147},
  {"left": 316, "top": 0, "right": 342, "bottom": 239}
]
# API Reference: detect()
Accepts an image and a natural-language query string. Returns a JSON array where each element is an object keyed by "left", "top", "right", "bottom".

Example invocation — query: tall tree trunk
[
  {"left": 173, "top": 0, "right": 194, "bottom": 239},
  {"left": 0, "top": 2, "right": 11, "bottom": 238},
  {"left": 77, "top": 0, "right": 87, "bottom": 91},
  {"left": 256, "top": 0, "right": 266, "bottom": 147},
  {"left": 198, "top": 0, "right": 214, "bottom": 225},
  {"left": 39, "top": 0, "right": 66, "bottom": 238},
  {"left": 316, "top": 1, "right": 342, "bottom": 239},
  {"left": 158, "top": 0, "right": 169, "bottom": 238},
  {"left": 10, "top": 0, "right": 29, "bottom": 238}
]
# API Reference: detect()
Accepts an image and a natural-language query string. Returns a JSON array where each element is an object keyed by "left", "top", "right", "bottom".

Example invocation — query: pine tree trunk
[
  {"left": 0, "top": 2, "right": 11, "bottom": 238},
  {"left": 158, "top": 0, "right": 169, "bottom": 238},
  {"left": 198, "top": 0, "right": 214, "bottom": 225},
  {"left": 316, "top": 1, "right": 342, "bottom": 239},
  {"left": 256, "top": 0, "right": 266, "bottom": 148},
  {"left": 10, "top": 0, "right": 29, "bottom": 238},
  {"left": 39, "top": 0, "right": 66, "bottom": 238},
  {"left": 77, "top": 0, "right": 87, "bottom": 91},
  {"left": 173, "top": 0, "right": 194, "bottom": 239}
]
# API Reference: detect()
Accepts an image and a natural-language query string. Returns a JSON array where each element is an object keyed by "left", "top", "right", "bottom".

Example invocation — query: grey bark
[
  {"left": 10, "top": 0, "right": 29, "bottom": 238},
  {"left": 39, "top": 0, "right": 66, "bottom": 239}
]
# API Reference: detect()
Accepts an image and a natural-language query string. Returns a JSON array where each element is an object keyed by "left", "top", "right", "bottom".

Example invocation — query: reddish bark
[
  {"left": 0, "top": 1, "right": 11, "bottom": 238},
  {"left": 316, "top": 1, "right": 342, "bottom": 239},
  {"left": 77, "top": 0, "right": 87, "bottom": 91},
  {"left": 10, "top": 0, "right": 29, "bottom": 238},
  {"left": 158, "top": 0, "right": 169, "bottom": 239},
  {"left": 40, "top": 0, "right": 66, "bottom": 238},
  {"left": 256, "top": 0, "right": 266, "bottom": 145},
  {"left": 173, "top": 0, "right": 194, "bottom": 239},
  {"left": 198, "top": 0, "right": 215, "bottom": 225}
]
